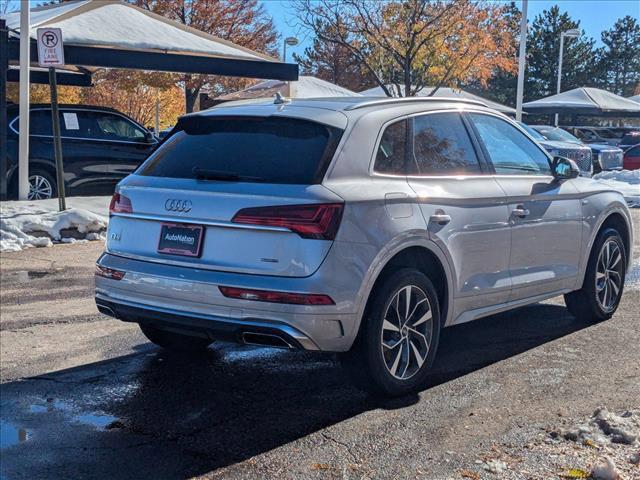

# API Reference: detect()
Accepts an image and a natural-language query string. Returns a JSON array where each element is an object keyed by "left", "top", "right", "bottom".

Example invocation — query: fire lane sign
[{"left": 37, "top": 28, "right": 65, "bottom": 67}]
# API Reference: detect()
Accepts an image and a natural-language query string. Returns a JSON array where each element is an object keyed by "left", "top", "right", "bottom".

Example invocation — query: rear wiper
[{"left": 192, "top": 168, "right": 265, "bottom": 182}]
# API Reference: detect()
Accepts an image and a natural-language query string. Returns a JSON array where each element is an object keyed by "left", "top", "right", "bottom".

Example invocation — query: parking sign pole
[{"left": 48, "top": 67, "right": 66, "bottom": 211}]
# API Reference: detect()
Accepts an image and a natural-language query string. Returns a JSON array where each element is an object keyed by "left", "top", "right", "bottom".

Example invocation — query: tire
[
  {"left": 341, "top": 268, "right": 441, "bottom": 397},
  {"left": 564, "top": 227, "right": 626, "bottom": 322},
  {"left": 28, "top": 169, "right": 57, "bottom": 200},
  {"left": 139, "top": 324, "right": 212, "bottom": 352}
]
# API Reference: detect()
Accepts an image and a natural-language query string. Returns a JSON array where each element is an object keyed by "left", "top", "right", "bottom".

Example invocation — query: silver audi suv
[{"left": 96, "top": 97, "right": 633, "bottom": 396}]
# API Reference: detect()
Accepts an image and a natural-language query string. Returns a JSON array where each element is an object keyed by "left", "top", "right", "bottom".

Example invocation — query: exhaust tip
[
  {"left": 96, "top": 303, "right": 116, "bottom": 317},
  {"left": 241, "top": 332, "right": 294, "bottom": 349}
]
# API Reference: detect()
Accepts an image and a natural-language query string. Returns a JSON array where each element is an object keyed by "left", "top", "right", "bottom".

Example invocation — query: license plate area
[{"left": 157, "top": 223, "right": 204, "bottom": 257}]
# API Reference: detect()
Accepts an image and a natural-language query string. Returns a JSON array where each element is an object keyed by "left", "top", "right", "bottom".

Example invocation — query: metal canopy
[
  {"left": 0, "top": 1, "right": 298, "bottom": 200},
  {"left": 7, "top": 65, "right": 92, "bottom": 86},
  {"left": 1, "top": 0, "right": 297, "bottom": 78},
  {"left": 523, "top": 87, "right": 640, "bottom": 117}
]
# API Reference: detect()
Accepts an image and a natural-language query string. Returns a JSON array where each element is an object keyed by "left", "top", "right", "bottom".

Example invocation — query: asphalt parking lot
[{"left": 1, "top": 210, "right": 639, "bottom": 480}]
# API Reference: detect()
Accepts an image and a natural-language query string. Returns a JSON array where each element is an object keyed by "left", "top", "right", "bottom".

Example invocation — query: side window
[
  {"left": 11, "top": 110, "right": 53, "bottom": 135},
  {"left": 410, "top": 112, "right": 481, "bottom": 175},
  {"left": 374, "top": 119, "right": 408, "bottom": 174},
  {"left": 469, "top": 113, "right": 551, "bottom": 176},
  {"left": 30, "top": 111, "right": 53, "bottom": 136},
  {"left": 93, "top": 112, "right": 147, "bottom": 142},
  {"left": 61, "top": 111, "right": 92, "bottom": 138}
]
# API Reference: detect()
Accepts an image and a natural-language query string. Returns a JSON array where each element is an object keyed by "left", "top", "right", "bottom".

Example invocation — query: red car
[{"left": 623, "top": 144, "right": 640, "bottom": 170}]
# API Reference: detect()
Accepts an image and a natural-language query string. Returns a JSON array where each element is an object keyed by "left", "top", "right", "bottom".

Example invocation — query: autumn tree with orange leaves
[
  {"left": 133, "top": 0, "right": 279, "bottom": 112},
  {"left": 294, "top": 0, "right": 517, "bottom": 97}
]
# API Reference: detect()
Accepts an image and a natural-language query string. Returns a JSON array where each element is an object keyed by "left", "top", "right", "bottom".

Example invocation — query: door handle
[
  {"left": 429, "top": 212, "right": 451, "bottom": 225},
  {"left": 512, "top": 206, "right": 530, "bottom": 218}
]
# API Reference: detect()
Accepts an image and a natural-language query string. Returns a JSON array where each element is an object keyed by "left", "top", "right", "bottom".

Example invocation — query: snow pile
[
  {"left": 593, "top": 169, "right": 640, "bottom": 208},
  {"left": 1, "top": 198, "right": 109, "bottom": 252},
  {"left": 563, "top": 408, "right": 639, "bottom": 446},
  {"left": 591, "top": 456, "right": 622, "bottom": 480}
]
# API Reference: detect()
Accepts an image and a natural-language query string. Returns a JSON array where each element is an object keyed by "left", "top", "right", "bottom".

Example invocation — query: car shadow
[{"left": 1, "top": 302, "right": 587, "bottom": 479}]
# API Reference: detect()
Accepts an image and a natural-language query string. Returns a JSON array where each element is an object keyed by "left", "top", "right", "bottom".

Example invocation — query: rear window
[{"left": 138, "top": 116, "right": 342, "bottom": 184}]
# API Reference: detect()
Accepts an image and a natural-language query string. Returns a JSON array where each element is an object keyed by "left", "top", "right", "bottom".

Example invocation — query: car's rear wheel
[
  {"left": 28, "top": 170, "right": 57, "bottom": 200},
  {"left": 139, "top": 324, "right": 212, "bottom": 352},
  {"left": 564, "top": 228, "right": 626, "bottom": 322},
  {"left": 342, "top": 268, "right": 441, "bottom": 397}
]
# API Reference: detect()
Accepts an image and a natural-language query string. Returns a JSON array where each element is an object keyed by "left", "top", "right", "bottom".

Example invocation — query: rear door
[
  {"left": 406, "top": 111, "right": 512, "bottom": 316},
  {"left": 467, "top": 112, "right": 583, "bottom": 301},
  {"left": 106, "top": 115, "right": 344, "bottom": 277},
  {"left": 57, "top": 109, "right": 115, "bottom": 195},
  {"left": 90, "top": 111, "right": 157, "bottom": 179}
]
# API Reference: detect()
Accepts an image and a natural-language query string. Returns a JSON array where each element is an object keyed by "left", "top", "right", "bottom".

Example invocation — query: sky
[
  {"left": 261, "top": 0, "right": 640, "bottom": 61},
  {"left": 5, "top": 0, "right": 639, "bottom": 61}
]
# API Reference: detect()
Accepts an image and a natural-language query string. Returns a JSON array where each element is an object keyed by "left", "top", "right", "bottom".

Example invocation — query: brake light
[
  {"left": 231, "top": 203, "right": 344, "bottom": 240},
  {"left": 95, "top": 265, "right": 125, "bottom": 280},
  {"left": 219, "top": 286, "right": 334, "bottom": 305},
  {"left": 109, "top": 193, "right": 133, "bottom": 215}
]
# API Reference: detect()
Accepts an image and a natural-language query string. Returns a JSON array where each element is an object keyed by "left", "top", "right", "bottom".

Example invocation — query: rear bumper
[
  {"left": 95, "top": 247, "right": 372, "bottom": 352},
  {"left": 95, "top": 296, "right": 319, "bottom": 350}
]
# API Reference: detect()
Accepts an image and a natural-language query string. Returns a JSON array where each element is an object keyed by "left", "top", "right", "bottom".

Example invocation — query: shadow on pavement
[{"left": 1, "top": 302, "right": 587, "bottom": 479}]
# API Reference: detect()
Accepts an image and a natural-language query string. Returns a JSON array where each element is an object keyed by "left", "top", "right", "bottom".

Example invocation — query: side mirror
[
  {"left": 144, "top": 131, "right": 157, "bottom": 144},
  {"left": 552, "top": 156, "right": 580, "bottom": 180}
]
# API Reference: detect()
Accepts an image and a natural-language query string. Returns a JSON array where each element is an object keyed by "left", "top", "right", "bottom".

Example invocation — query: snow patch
[
  {"left": 563, "top": 408, "right": 639, "bottom": 446},
  {"left": 591, "top": 456, "right": 622, "bottom": 480},
  {"left": 593, "top": 169, "right": 640, "bottom": 208},
  {"left": 1, "top": 197, "right": 109, "bottom": 252},
  {"left": 482, "top": 459, "right": 507, "bottom": 474}
]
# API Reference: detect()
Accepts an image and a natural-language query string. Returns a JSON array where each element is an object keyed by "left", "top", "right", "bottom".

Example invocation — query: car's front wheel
[
  {"left": 139, "top": 324, "right": 212, "bottom": 352},
  {"left": 342, "top": 268, "right": 441, "bottom": 397},
  {"left": 564, "top": 227, "right": 626, "bottom": 322}
]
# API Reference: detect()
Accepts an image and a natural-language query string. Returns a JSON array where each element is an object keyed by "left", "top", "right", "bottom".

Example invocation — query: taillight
[
  {"left": 109, "top": 193, "right": 133, "bottom": 215},
  {"left": 95, "top": 265, "right": 125, "bottom": 280},
  {"left": 219, "top": 286, "right": 334, "bottom": 305},
  {"left": 231, "top": 203, "right": 344, "bottom": 240}
]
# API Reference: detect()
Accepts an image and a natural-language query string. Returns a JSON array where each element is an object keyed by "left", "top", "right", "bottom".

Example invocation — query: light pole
[
  {"left": 282, "top": 37, "right": 298, "bottom": 63},
  {"left": 555, "top": 28, "right": 580, "bottom": 126},
  {"left": 515, "top": 0, "right": 528, "bottom": 122}
]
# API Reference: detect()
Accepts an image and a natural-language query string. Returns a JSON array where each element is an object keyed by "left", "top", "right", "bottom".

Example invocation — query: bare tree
[{"left": 293, "top": 0, "right": 516, "bottom": 97}]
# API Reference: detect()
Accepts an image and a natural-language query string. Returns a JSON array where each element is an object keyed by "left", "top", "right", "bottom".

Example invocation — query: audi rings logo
[{"left": 165, "top": 199, "right": 192, "bottom": 213}]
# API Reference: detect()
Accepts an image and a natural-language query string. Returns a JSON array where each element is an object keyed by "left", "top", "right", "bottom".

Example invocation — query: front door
[
  {"left": 405, "top": 112, "right": 512, "bottom": 321},
  {"left": 467, "top": 112, "right": 583, "bottom": 301}
]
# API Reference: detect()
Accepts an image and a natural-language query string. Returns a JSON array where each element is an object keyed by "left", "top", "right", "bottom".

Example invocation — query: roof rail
[{"left": 345, "top": 96, "right": 488, "bottom": 111}]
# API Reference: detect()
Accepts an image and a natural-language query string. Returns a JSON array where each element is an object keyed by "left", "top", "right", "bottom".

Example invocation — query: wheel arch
[
  {"left": 577, "top": 206, "right": 634, "bottom": 289},
  {"left": 7, "top": 159, "right": 57, "bottom": 197},
  {"left": 351, "top": 237, "right": 454, "bottom": 348}
]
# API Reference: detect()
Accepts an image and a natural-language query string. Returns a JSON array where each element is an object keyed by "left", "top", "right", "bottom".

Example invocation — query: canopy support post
[
  {"left": 0, "top": 19, "right": 8, "bottom": 201},
  {"left": 18, "top": 1, "right": 30, "bottom": 200}
]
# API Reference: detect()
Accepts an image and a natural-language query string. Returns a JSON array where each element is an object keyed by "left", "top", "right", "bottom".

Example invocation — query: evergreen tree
[
  {"left": 598, "top": 15, "right": 640, "bottom": 96},
  {"left": 525, "top": 5, "right": 598, "bottom": 101}
]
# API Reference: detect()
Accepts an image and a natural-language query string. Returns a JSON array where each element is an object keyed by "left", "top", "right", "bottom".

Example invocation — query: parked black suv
[{"left": 5, "top": 104, "right": 158, "bottom": 199}]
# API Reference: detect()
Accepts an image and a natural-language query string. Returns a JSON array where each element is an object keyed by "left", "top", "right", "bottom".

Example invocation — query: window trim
[
  {"left": 464, "top": 110, "right": 554, "bottom": 177},
  {"left": 8, "top": 108, "right": 157, "bottom": 146}
]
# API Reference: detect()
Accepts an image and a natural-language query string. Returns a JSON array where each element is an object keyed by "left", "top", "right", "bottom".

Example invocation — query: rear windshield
[{"left": 137, "top": 116, "right": 342, "bottom": 184}]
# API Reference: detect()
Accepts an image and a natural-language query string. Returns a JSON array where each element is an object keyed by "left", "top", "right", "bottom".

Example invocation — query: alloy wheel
[
  {"left": 380, "top": 285, "right": 433, "bottom": 380},
  {"left": 28, "top": 175, "right": 54, "bottom": 200},
  {"left": 595, "top": 239, "right": 624, "bottom": 313}
]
